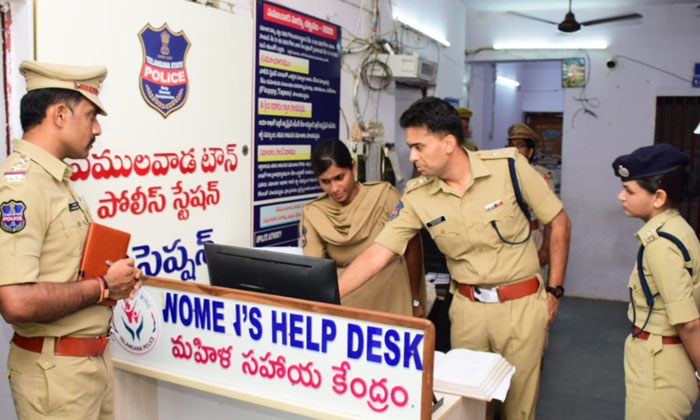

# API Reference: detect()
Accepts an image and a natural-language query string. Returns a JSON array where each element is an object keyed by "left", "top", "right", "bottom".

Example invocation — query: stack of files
[{"left": 433, "top": 348, "right": 515, "bottom": 401}]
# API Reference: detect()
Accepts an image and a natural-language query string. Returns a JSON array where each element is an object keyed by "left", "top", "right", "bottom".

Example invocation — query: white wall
[
  {"left": 466, "top": 3, "right": 700, "bottom": 300},
  {"left": 520, "top": 60, "right": 564, "bottom": 113},
  {"left": 471, "top": 60, "right": 564, "bottom": 151}
]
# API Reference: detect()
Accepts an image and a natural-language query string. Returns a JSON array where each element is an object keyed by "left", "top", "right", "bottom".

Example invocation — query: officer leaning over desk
[
  {"left": 0, "top": 60, "right": 142, "bottom": 420},
  {"left": 338, "top": 97, "right": 572, "bottom": 420}
]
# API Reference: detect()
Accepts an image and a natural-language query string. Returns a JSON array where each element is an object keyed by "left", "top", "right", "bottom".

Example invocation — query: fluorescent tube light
[
  {"left": 394, "top": 16, "right": 451, "bottom": 47},
  {"left": 695, "top": 121, "right": 700, "bottom": 135},
  {"left": 496, "top": 75, "right": 520, "bottom": 88},
  {"left": 493, "top": 41, "right": 608, "bottom": 50}
]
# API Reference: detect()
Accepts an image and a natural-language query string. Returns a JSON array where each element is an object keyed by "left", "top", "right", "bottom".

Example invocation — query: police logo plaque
[{"left": 138, "top": 23, "right": 191, "bottom": 118}]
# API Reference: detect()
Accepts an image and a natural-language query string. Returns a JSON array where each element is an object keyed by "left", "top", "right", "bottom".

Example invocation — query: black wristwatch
[{"left": 546, "top": 285, "right": 565, "bottom": 299}]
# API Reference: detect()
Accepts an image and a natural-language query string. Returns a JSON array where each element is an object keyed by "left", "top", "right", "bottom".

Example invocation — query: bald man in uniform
[
  {"left": 0, "top": 61, "right": 142, "bottom": 420},
  {"left": 339, "top": 97, "right": 571, "bottom": 420}
]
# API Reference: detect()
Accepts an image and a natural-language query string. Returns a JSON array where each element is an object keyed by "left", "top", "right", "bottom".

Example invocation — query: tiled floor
[{"left": 537, "top": 296, "right": 700, "bottom": 420}]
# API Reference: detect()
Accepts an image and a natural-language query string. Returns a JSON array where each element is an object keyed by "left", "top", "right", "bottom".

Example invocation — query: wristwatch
[
  {"left": 546, "top": 285, "right": 565, "bottom": 299},
  {"left": 412, "top": 299, "right": 421, "bottom": 308}
]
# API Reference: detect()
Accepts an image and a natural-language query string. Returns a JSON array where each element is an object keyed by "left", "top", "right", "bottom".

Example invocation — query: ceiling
[{"left": 463, "top": 0, "right": 700, "bottom": 12}]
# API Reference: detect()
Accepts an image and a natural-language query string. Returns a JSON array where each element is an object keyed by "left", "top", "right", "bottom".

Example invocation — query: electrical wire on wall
[
  {"left": 570, "top": 50, "right": 600, "bottom": 129},
  {"left": 615, "top": 54, "right": 692, "bottom": 84},
  {"left": 338, "top": 0, "right": 449, "bottom": 139}
]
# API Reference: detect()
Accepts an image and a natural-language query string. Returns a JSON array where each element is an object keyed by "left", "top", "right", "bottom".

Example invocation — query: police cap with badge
[
  {"left": 19, "top": 60, "right": 109, "bottom": 115},
  {"left": 612, "top": 143, "right": 690, "bottom": 180},
  {"left": 508, "top": 123, "right": 540, "bottom": 148},
  {"left": 456, "top": 107, "right": 472, "bottom": 120}
]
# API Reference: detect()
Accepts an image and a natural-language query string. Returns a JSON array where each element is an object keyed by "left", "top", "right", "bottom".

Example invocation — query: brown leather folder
[{"left": 78, "top": 222, "right": 131, "bottom": 306}]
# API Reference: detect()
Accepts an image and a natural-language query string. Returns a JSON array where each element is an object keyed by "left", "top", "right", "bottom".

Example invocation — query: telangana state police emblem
[
  {"left": 138, "top": 23, "right": 191, "bottom": 118},
  {"left": 0, "top": 200, "right": 26, "bottom": 233},
  {"left": 112, "top": 289, "right": 160, "bottom": 354}
]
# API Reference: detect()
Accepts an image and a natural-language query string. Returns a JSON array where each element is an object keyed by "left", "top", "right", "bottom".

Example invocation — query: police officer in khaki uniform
[
  {"left": 507, "top": 123, "right": 556, "bottom": 269},
  {"left": 455, "top": 106, "right": 478, "bottom": 152},
  {"left": 0, "top": 61, "right": 142, "bottom": 420},
  {"left": 613, "top": 144, "right": 700, "bottom": 419},
  {"left": 339, "top": 97, "right": 571, "bottom": 420}
]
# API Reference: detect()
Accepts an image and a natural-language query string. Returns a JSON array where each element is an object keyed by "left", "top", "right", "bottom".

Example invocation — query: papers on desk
[{"left": 433, "top": 348, "right": 515, "bottom": 402}]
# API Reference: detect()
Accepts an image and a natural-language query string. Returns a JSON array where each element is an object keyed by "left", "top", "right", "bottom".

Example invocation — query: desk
[
  {"left": 114, "top": 370, "right": 487, "bottom": 420},
  {"left": 111, "top": 277, "right": 436, "bottom": 419}
]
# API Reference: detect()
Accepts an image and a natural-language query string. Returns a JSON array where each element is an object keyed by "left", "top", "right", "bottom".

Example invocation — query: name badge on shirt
[
  {"left": 69, "top": 202, "right": 81, "bottom": 212},
  {"left": 426, "top": 215, "right": 447, "bottom": 227},
  {"left": 484, "top": 199, "right": 504, "bottom": 211}
]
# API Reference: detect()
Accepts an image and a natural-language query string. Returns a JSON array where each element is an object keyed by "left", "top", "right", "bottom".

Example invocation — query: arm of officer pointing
[
  {"left": 676, "top": 318, "right": 700, "bottom": 388},
  {"left": 545, "top": 209, "right": 571, "bottom": 324},
  {"left": 406, "top": 234, "right": 425, "bottom": 317},
  {"left": 338, "top": 243, "right": 397, "bottom": 298}
]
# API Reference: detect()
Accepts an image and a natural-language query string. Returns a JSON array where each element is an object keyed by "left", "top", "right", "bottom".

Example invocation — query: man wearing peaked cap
[
  {"left": 20, "top": 60, "right": 109, "bottom": 115},
  {"left": 507, "top": 122, "right": 557, "bottom": 272},
  {"left": 455, "top": 106, "right": 478, "bottom": 151},
  {"left": 0, "top": 60, "right": 141, "bottom": 420},
  {"left": 507, "top": 123, "right": 540, "bottom": 161}
]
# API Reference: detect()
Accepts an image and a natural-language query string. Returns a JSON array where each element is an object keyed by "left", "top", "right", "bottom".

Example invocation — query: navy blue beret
[{"left": 612, "top": 143, "right": 690, "bottom": 180}]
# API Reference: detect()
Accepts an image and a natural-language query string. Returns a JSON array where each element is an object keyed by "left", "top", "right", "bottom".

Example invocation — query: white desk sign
[{"left": 110, "top": 278, "right": 435, "bottom": 419}]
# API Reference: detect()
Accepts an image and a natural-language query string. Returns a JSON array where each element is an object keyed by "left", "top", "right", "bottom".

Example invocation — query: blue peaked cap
[{"left": 612, "top": 143, "right": 690, "bottom": 180}]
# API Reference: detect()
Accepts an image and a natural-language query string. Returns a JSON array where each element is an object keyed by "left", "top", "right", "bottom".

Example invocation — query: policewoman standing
[
  {"left": 613, "top": 144, "right": 700, "bottom": 419},
  {"left": 300, "top": 139, "right": 424, "bottom": 316}
]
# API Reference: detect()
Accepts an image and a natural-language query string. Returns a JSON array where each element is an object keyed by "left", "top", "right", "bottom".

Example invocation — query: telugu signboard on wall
[
  {"left": 252, "top": 0, "right": 341, "bottom": 247},
  {"left": 35, "top": 0, "right": 255, "bottom": 284},
  {"left": 110, "top": 279, "right": 434, "bottom": 419}
]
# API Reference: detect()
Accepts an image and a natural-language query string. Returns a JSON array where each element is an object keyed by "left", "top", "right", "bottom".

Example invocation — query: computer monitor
[{"left": 204, "top": 243, "right": 340, "bottom": 305}]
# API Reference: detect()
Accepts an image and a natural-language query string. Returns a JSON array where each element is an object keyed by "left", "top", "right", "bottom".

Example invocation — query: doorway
[
  {"left": 655, "top": 96, "right": 700, "bottom": 234},
  {"left": 526, "top": 112, "right": 563, "bottom": 194},
  {"left": 468, "top": 60, "right": 565, "bottom": 193}
]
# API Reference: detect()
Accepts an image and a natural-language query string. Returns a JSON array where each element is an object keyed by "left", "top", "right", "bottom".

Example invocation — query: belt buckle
[{"left": 473, "top": 286, "right": 500, "bottom": 303}]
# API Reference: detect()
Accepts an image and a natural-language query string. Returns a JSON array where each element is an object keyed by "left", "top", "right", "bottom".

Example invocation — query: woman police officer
[
  {"left": 299, "top": 139, "right": 424, "bottom": 316},
  {"left": 613, "top": 143, "right": 700, "bottom": 419}
]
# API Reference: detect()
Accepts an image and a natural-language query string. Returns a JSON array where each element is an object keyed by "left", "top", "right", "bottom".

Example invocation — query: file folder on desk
[{"left": 78, "top": 222, "right": 131, "bottom": 306}]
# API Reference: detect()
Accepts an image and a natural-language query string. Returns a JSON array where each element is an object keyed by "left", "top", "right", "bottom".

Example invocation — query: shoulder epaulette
[
  {"left": 405, "top": 176, "right": 433, "bottom": 193},
  {"left": 639, "top": 223, "right": 664, "bottom": 246},
  {"left": 1, "top": 153, "right": 30, "bottom": 184},
  {"left": 475, "top": 147, "right": 518, "bottom": 160}
]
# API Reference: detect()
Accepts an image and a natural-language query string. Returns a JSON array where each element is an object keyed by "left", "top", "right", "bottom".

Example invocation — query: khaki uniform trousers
[
  {"left": 449, "top": 283, "right": 548, "bottom": 420},
  {"left": 7, "top": 339, "right": 114, "bottom": 420},
  {"left": 624, "top": 334, "right": 698, "bottom": 420}
]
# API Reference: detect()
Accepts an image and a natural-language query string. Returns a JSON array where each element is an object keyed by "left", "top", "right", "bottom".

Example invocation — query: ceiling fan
[{"left": 508, "top": 0, "right": 643, "bottom": 33}]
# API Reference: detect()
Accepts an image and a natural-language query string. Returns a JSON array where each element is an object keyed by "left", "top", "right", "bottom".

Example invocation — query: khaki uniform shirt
[
  {"left": 375, "top": 148, "right": 563, "bottom": 287},
  {"left": 627, "top": 208, "right": 700, "bottom": 336},
  {"left": 0, "top": 139, "right": 111, "bottom": 337},
  {"left": 301, "top": 182, "right": 413, "bottom": 315},
  {"left": 531, "top": 164, "right": 556, "bottom": 251}
]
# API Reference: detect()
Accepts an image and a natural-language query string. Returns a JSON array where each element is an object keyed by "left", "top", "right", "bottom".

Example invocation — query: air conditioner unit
[{"left": 366, "top": 54, "right": 437, "bottom": 86}]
